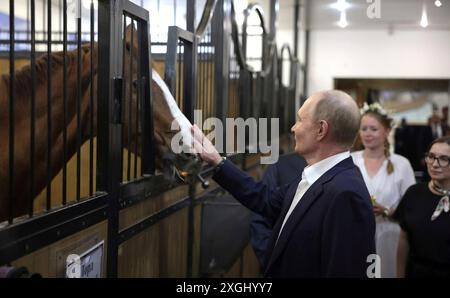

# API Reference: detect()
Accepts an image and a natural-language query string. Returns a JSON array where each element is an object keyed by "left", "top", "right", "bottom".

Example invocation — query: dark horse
[{"left": 0, "top": 25, "right": 194, "bottom": 222}]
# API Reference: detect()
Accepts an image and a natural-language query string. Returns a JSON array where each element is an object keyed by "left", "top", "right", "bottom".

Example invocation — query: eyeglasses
[{"left": 424, "top": 152, "right": 450, "bottom": 167}]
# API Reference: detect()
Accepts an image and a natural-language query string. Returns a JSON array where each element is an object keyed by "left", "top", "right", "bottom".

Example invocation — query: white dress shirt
[{"left": 277, "top": 151, "right": 351, "bottom": 240}]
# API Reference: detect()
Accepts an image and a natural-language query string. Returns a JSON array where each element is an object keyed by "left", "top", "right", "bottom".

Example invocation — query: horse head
[
  {"left": 0, "top": 24, "right": 205, "bottom": 223},
  {"left": 123, "top": 25, "right": 202, "bottom": 183}
]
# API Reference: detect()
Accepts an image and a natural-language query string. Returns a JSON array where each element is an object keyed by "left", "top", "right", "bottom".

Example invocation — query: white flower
[{"left": 360, "top": 102, "right": 390, "bottom": 117}]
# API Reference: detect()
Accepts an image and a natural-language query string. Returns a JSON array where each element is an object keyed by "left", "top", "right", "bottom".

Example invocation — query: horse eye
[{"left": 133, "top": 79, "right": 138, "bottom": 88}]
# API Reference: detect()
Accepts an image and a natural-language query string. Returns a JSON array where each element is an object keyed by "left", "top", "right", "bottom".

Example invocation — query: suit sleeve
[
  {"left": 250, "top": 163, "right": 279, "bottom": 266},
  {"left": 212, "top": 159, "right": 288, "bottom": 222},
  {"left": 320, "top": 191, "right": 376, "bottom": 278}
]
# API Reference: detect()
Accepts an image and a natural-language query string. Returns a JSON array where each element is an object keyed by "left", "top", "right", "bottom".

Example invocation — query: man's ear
[{"left": 316, "top": 120, "right": 329, "bottom": 141}]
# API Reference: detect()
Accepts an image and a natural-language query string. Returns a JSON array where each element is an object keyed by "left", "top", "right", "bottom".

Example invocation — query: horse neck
[
  {"left": 34, "top": 48, "right": 97, "bottom": 192},
  {"left": 0, "top": 49, "right": 97, "bottom": 222}
]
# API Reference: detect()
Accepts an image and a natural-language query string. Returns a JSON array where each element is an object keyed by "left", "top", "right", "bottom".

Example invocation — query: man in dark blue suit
[
  {"left": 191, "top": 90, "right": 376, "bottom": 277},
  {"left": 251, "top": 153, "right": 307, "bottom": 270}
]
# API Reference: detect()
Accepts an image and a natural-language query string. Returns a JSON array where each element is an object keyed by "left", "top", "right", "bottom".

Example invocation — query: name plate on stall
[{"left": 66, "top": 241, "right": 104, "bottom": 278}]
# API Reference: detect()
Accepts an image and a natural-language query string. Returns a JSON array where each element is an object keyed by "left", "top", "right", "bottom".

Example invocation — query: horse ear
[{"left": 125, "top": 23, "right": 139, "bottom": 55}]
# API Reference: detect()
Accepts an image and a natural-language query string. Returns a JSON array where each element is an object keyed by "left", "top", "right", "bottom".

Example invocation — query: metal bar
[
  {"left": 121, "top": 14, "right": 126, "bottom": 181},
  {"left": 294, "top": 0, "right": 300, "bottom": 58},
  {"left": 29, "top": 0, "right": 36, "bottom": 217},
  {"left": 62, "top": 0, "right": 68, "bottom": 205},
  {"left": 242, "top": 11, "right": 247, "bottom": 61},
  {"left": 178, "top": 43, "right": 182, "bottom": 107},
  {"left": 175, "top": 27, "right": 195, "bottom": 43},
  {"left": 302, "top": 29, "right": 309, "bottom": 100},
  {"left": 76, "top": 14, "right": 82, "bottom": 202},
  {"left": 59, "top": 0, "right": 62, "bottom": 40},
  {"left": 134, "top": 21, "right": 139, "bottom": 179},
  {"left": 207, "top": 42, "right": 211, "bottom": 118},
  {"left": 173, "top": 0, "right": 176, "bottom": 27},
  {"left": 186, "top": 0, "right": 195, "bottom": 33},
  {"left": 0, "top": 194, "right": 108, "bottom": 266},
  {"left": 208, "top": 41, "right": 213, "bottom": 118},
  {"left": 196, "top": 0, "right": 218, "bottom": 38},
  {"left": 186, "top": 2, "right": 198, "bottom": 272},
  {"left": 119, "top": 175, "right": 182, "bottom": 209},
  {"left": 137, "top": 16, "right": 153, "bottom": 175},
  {"left": 96, "top": 0, "right": 111, "bottom": 192},
  {"left": 262, "top": 25, "right": 267, "bottom": 72},
  {"left": 212, "top": 0, "right": 230, "bottom": 151},
  {"left": 26, "top": 0, "right": 29, "bottom": 39},
  {"left": 269, "top": 0, "right": 279, "bottom": 42},
  {"left": 8, "top": 0, "right": 15, "bottom": 224},
  {"left": 201, "top": 43, "right": 205, "bottom": 117},
  {"left": 89, "top": 0, "right": 95, "bottom": 196},
  {"left": 197, "top": 44, "right": 201, "bottom": 115},
  {"left": 46, "top": 0, "right": 52, "bottom": 211},
  {"left": 127, "top": 20, "right": 133, "bottom": 181},
  {"left": 122, "top": 0, "right": 149, "bottom": 21},
  {"left": 204, "top": 38, "right": 207, "bottom": 117},
  {"left": 42, "top": 0, "right": 45, "bottom": 35},
  {"left": 186, "top": 37, "right": 197, "bottom": 123},
  {"left": 102, "top": 0, "right": 125, "bottom": 278},
  {"left": 164, "top": 26, "right": 179, "bottom": 95}
]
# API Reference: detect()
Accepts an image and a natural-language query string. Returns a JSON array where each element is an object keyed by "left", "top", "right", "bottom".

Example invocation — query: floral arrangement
[
  {"left": 360, "top": 102, "right": 396, "bottom": 128},
  {"left": 360, "top": 102, "right": 389, "bottom": 116}
]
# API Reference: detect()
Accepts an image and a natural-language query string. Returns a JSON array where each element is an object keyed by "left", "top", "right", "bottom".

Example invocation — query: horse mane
[{"left": 3, "top": 46, "right": 88, "bottom": 102}]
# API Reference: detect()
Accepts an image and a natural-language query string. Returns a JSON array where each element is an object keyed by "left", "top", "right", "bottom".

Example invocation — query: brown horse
[{"left": 0, "top": 26, "right": 193, "bottom": 223}]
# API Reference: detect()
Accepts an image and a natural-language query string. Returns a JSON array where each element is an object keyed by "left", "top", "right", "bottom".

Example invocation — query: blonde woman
[{"left": 351, "top": 103, "right": 415, "bottom": 278}]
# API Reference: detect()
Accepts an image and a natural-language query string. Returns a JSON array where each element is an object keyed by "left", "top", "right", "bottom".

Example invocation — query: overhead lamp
[
  {"left": 338, "top": 11, "right": 348, "bottom": 28},
  {"left": 331, "top": 0, "right": 351, "bottom": 12},
  {"left": 434, "top": 0, "right": 442, "bottom": 7},
  {"left": 420, "top": 3, "right": 428, "bottom": 28}
]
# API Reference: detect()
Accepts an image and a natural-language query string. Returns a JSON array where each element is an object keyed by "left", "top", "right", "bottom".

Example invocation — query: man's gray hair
[{"left": 312, "top": 90, "right": 360, "bottom": 148}]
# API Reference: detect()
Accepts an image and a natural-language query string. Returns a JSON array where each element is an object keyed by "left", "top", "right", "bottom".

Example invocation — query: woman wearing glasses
[
  {"left": 394, "top": 136, "right": 450, "bottom": 278},
  {"left": 351, "top": 103, "right": 415, "bottom": 278}
]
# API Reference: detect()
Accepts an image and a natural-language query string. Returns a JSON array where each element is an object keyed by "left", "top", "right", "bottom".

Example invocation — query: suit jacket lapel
[
  {"left": 265, "top": 183, "right": 324, "bottom": 273},
  {"left": 263, "top": 176, "right": 301, "bottom": 266},
  {"left": 264, "top": 157, "right": 355, "bottom": 275}
]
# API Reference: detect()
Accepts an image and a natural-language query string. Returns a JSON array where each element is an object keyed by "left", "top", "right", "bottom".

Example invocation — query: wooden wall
[{"left": 11, "top": 221, "right": 108, "bottom": 277}]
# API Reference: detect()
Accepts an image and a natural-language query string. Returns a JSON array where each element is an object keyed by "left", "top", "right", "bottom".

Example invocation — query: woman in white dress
[{"left": 351, "top": 103, "right": 415, "bottom": 278}]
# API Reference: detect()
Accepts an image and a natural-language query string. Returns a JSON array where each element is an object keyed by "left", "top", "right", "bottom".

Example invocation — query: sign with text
[{"left": 66, "top": 241, "right": 104, "bottom": 278}]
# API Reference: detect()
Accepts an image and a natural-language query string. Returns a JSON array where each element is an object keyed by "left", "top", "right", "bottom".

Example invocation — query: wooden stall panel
[
  {"left": 119, "top": 184, "right": 189, "bottom": 231},
  {"left": 118, "top": 223, "right": 160, "bottom": 277},
  {"left": 118, "top": 207, "right": 188, "bottom": 277},
  {"left": 11, "top": 221, "right": 107, "bottom": 277},
  {"left": 160, "top": 208, "right": 188, "bottom": 277}
]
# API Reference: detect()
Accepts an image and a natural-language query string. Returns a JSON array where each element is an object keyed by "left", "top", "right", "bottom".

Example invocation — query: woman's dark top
[{"left": 393, "top": 182, "right": 450, "bottom": 277}]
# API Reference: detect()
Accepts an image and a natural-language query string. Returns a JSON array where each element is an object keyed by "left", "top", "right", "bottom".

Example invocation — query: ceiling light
[
  {"left": 434, "top": 0, "right": 442, "bottom": 7},
  {"left": 338, "top": 11, "right": 348, "bottom": 28},
  {"left": 331, "top": 0, "right": 351, "bottom": 12},
  {"left": 420, "top": 3, "right": 428, "bottom": 28}
]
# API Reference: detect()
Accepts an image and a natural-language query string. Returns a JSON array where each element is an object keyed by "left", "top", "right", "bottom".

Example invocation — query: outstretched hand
[{"left": 191, "top": 124, "right": 223, "bottom": 167}]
